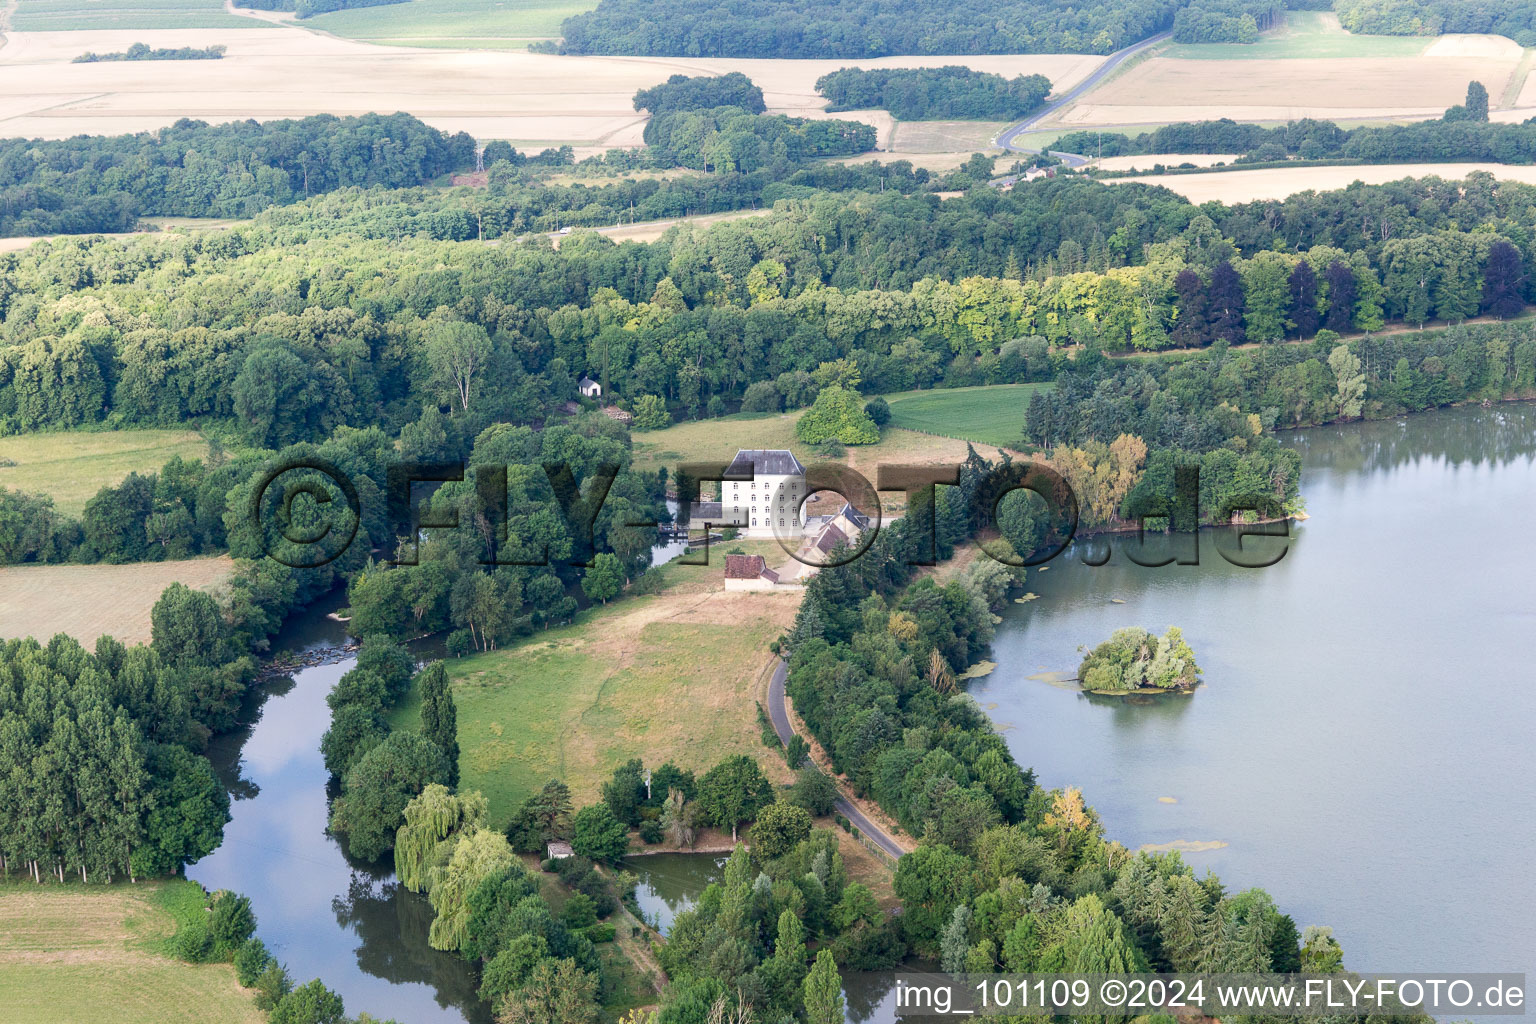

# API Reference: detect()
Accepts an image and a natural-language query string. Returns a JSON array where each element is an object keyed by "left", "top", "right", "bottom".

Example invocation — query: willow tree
[
  {"left": 427, "top": 828, "right": 516, "bottom": 952},
  {"left": 395, "top": 784, "right": 486, "bottom": 893}
]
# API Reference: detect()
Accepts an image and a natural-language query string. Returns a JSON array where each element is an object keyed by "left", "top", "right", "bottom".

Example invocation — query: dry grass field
[
  {"left": 0, "top": 25, "right": 1104, "bottom": 152},
  {"left": 1110, "top": 163, "right": 1536, "bottom": 203},
  {"left": 390, "top": 539, "right": 802, "bottom": 822},
  {"left": 0, "top": 882, "right": 262, "bottom": 1024},
  {"left": 888, "top": 119, "right": 1009, "bottom": 153},
  {"left": 0, "top": 428, "right": 208, "bottom": 515},
  {"left": 1093, "top": 153, "right": 1242, "bottom": 171},
  {"left": 0, "top": 556, "right": 234, "bottom": 644}
]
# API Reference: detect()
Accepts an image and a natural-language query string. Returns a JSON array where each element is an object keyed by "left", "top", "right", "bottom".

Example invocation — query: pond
[{"left": 972, "top": 402, "right": 1536, "bottom": 977}]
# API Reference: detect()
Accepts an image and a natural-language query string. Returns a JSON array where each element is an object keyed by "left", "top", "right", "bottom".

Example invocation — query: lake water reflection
[{"left": 973, "top": 403, "right": 1536, "bottom": 979}]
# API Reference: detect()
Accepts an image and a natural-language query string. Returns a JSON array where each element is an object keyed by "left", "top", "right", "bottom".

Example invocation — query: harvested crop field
[
  {"left": 0, "top": 882, "right": 261, "bottom": 1024},
  {"left": 1110, "top": 163, "right": 1536, "bottom": 203},
  {"left": 0, "top": 556, "right": 234, "bottom": 645},
  {"left": 0, "top": 27, "right": 1102, "bottom": 150},
  {"left": 1069, "top": 52, "right": 1519, "bottom": 125},
  {"left": 1093, "top": 153, "right": 1243, "bottom": 172}
]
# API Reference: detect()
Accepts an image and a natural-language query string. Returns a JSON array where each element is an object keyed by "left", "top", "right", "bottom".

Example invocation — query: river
[
  {"left": 973, "top": 402, "right": 1536, "bottom": 978},
  {"left": 186, "top": 405, "right": 1534, "bottom": 1023},
  {"left": 188, "top": 605, "right": 492, "bottom": 1024}
]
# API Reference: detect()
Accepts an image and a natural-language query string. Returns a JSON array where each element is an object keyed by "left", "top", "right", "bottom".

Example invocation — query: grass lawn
[
  {"left": 630, "top": 410, "right": 808, "bottom": 475},
  {"left": 0, "top": 429, "right": 210, "bottom": 516},
  {"left": 0, "top": 879, "right": 262, "bottom": 1024},
  {"left": 389, "top": 540, "right": 802, "bottom": 824},
  {"left": 1162, "top": 10, "right": 1430, "bottom": 59},
  {"left": 882, "top": 383, "right": 1050, "bottom": 448},
  {"left": 0, "top": 556, "right": 234, "bottom": 645},
  {"left": 13, "top": 0, "right": 258, "bottom": 30},
  {"left": 630, "top": 400, "right": 1028, "bottom": 515},
  {"left": 302, "top": 0, "right": 592, "bottom": 48}
]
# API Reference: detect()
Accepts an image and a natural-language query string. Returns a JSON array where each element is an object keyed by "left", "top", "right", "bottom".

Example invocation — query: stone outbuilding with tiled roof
[{"left": 724, "top": 553, "right": 782, "bottom": 591}]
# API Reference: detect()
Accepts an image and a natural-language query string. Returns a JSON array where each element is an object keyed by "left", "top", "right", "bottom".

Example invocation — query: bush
[
  {"left": 554, "top": 854, "right": 595, "bottom": 882},
  {"left": 630, "top": 568, "right": 666, "bottom": 595},
  {"left": 252, "top": 962, "right": 293, "bottom": 1012},
  {"left": 208, "top": 890, "right": 256, "bottom": 956},
  {"left": 174, "top": 919, "right": 213, "bottom": 962},
  {"left": 741, "top": 380, "right": 782, "bottom": 412},
  {"left": 561, "top": 891, "right": 598, "bottom": 928},
  {"left": 576, "top": 869, "right": 619, "bottom": 917},
  {"left": 446, "top": 629, "right": 475, "bottom": 657},
  {"left": 784, "top": 734, "right": 809, "bottom": 769},
  {"left": 639, "top": 819, "right": 664, "bottom": 844},
  {"left": 234, "top": 937, "right": 275, "bottom": 987},
  {"left": 864, "top": 395, "right": 891, "bottom": 426},
  {"left": 584, "top": 923, "right": 617, "bottom": 943}
]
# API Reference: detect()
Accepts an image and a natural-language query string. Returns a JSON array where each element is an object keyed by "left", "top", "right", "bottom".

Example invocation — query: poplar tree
[
  {"left": 802, "top": 949, "right": 845, "bottom": 1024},
  {"left": 417, "top": 661, "right": 460, "bottom": 788}
]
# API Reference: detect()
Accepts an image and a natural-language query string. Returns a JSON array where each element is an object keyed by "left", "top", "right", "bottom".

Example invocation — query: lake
[{"left": 973, "top": 402, "right": 1536, "bottom": 977}]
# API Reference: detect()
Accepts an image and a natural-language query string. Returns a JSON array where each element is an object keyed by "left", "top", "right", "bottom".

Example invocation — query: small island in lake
[{"left": 1078, "top": 626, "right": 1202, "bottom": 694}]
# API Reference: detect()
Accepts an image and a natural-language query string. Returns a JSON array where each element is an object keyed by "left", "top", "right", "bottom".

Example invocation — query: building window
[
  {"left": 779, "top": 519, "right": 785, "bottom": 527},
  {"left": 752, "top": 518, "right": 758, "bottom": 526}
]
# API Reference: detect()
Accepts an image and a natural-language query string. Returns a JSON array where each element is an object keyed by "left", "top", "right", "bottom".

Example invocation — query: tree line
[
  {"left": 815, "top": 67, "right": 1053, "bottom": 121},
  {"left": 1059, "top": 87, "right": 1536, "bottom": 165},
  {"left": 72, "top": 42, "right": 226, "bottom": 63}
]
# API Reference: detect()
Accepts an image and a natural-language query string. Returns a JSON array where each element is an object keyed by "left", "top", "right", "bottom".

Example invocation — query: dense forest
[
  {"left": 634, "top": 72, "right": 767, "bottom": 116},
  {"left": 816, "top": 67, "right": 1054, "bottom": 121},
  {"left": 549, "top": 0, "right": 1184, "bottom": 57},
  {"left": 0, "top": 113, "right": 475, "bottom": 237},
  {"left": 1334, "top": 0, "right": 1536, "bottom": 44},
  {"left": 1172, "top": 0, "right": 1284, "bottom": 41}
]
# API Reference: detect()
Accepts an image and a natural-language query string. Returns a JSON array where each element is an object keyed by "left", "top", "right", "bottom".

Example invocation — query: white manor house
[{"left": 723, "top": 449, "right": 806, "bottom": 538}]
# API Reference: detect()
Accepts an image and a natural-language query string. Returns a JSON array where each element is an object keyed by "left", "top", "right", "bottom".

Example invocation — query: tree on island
[{"left": 1077, "top": 626, "right": 1201, "bottom": 692}]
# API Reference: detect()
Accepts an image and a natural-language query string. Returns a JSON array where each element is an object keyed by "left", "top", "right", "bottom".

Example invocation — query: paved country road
[
  {"left": 768, "top": 659, "right": 906, "bottom": 861},
  {"left": 995, "top": 31, "right": 1173, "bottom": 166}
]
